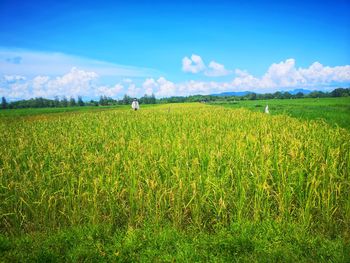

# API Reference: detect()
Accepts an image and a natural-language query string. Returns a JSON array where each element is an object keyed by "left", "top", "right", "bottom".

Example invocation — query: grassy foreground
[
  {"left": 1, "top": 103, "right": 349, "bottom": 261},
  {"left": 1, "top": 222, "right": 348, "bottom": 262}
]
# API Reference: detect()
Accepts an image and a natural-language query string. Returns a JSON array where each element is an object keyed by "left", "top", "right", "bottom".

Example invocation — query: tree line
[
  {"left": 1, "top": 88, "right": 349, "bottom": 109},
  {"left": 158, "top": 88, "right": 350, "bottom": 103},
  {"left": 1, "top": 94, "right": 156, "bottom": 109}
]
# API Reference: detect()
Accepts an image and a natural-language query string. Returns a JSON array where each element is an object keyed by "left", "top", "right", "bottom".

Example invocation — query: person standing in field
[
  {"left": 131, "top": 98, "right": 140, "bottom": 111},
  {"left": 265, "top": 105, "right": 269, "bottom": 114}
]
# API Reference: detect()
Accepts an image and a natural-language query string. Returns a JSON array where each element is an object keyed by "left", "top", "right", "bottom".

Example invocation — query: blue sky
[{"left": 0, "top": 0, "right": 349, "bottom": 99}]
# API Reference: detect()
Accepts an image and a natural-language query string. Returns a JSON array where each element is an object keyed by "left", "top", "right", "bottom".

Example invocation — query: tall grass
[{"left": 1, "top": 104, "right": 349, "bottom": 237}]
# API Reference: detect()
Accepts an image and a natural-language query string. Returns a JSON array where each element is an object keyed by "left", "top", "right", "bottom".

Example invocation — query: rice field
[{"left": 0, "top": 103, "right": 349, "bottom": 261}]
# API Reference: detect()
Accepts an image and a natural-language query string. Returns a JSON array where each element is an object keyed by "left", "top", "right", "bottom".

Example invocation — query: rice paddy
[{"left": 1, "top": 102, "right": 349, "bottom": 261}]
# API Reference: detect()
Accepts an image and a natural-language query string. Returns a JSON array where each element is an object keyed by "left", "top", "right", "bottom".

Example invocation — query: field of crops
[
  {"left": 1, "top": 103, "right": 349, "bottom": 261},
  {"left": 212, "top": 97, "right": 350, "bottom": 130}
]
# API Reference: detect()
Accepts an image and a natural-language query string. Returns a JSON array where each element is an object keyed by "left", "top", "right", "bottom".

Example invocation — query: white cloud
[
  {"left": 142, "top": 78, "right": 157, "bottom": 95},
  {"left": 182, "top": 55, "right": 232, "bottom": 77},
  {"left": 1, "top": 58, "right": 349, "bottom": 100},
  {"left": 205, "top": 61, "right": 232, "bottom": 77},
  {"left": 231, "top": 72, "right": 260, "bottom": 90},
  {"left": 156, "top": 77, "right": 177, "bottom": 97},
  {"left": 3, "top": 75, "right": 26, "bottom": 82},
  {"left": 141, "top": 77, "right": 177, "bottom": 97},
  {"left": 44, "top": 67, "right": 98, "bottom": 98},
  {"left": 182, "top": 54, "right": 206, "bottom": 73},
  {"left": 259, "top": 58, "right": 305, "bottom": 88},
  {"left": 97, "top": 84, "right": 124, "bottom": 98},
  {"left": 181, "top": 54, "right": 350, "bottom": 84},
  {"left": 4, "top": 82, "right": 31, "bottom": 100},
  {"left": 1, "top": 67, "right": 100, "bottom": 100},
  {"left": 299, "top": 62, "right": 350, "bottom": 84},
  {"left": 32, "top": 76, "right": 50, "bottom": 97},
  {"left": 126, "top": 83, "right": 142, "bottom": 98},
  {"left": 0, "top": 48, "right": 159, "bottom": 78},
  {"left": 231, "top": 59, "right": 350, "bottom": 92},
  {"left": 155, "top": 59, "right": 350, "bottom": 97}
]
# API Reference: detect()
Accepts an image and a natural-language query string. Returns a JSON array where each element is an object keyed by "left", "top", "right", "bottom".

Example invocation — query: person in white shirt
[
  {"left": 131, "top": 98, "right": 140, "bottom": 111},
  {"left": 265, "top": 105, "right": 269, "bottom": 114}
]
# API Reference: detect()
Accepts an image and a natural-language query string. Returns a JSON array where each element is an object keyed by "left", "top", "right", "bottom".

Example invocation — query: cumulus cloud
[
  {"left": 231, "top": 69, "right": 260, "bottom": 91},
  {"left": 156, "top": 77, "right": 178, "bottom": 97},
  {"left": 1, "top": 58, "right": 350, "bottom": 100},
  {"left": 126, "top": 83, "right": 143, "bottom": 98},
  {"left": 1, "top": 67, "right": 136, "bottom": 100},
  {"left": 32, "top": 76, "right": 50, "bottom": 97},
  {"left": 43, "top": 67, "right": 98, "bottom": 98},
  {"left": 142, "top": 78, "right": 157, "bottom": 95},
  {"left": 259, "top": 58, "right": 305, "bottom": 88},
  {"left": 141, "top": 77, "right": 177, "bottom": 97},
  {"left": 299, "top": 62, "right": 350, "bottom": 84},
  {"left": 182, "top": 54, "right": 232, "bottom": 77},
  {"left": 205, "top": 61, "right": 232, "bottom": 77},
  {"left": 5, "top": 82, "right": 31, "bottom": 100},
  {"left": 182, "top": 54, "right": 206, "bottom": 73},
  {"left": 231, "top": 59, "right": 350, "bottom": 91},
  {"left": 151, "top": 59, "right": 350, "bottom": 97},
  {"left": 97, "top": 84, "right": 124, "bottom": 98},
  {"left": 1, "top": 67, "right": 100, "bottom": 100}
]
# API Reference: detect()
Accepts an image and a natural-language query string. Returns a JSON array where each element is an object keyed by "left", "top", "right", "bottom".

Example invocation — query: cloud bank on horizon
[{"left": 1, "top": 50, "right": 350, "bottom": 100}]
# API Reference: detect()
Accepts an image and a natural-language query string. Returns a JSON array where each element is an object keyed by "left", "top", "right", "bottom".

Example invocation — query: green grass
[
  {"left": 211, "top": 97, "right": 350, "bottom": 130},
  {"left": 1, "top": 222, "right": 348, "bottom": 262}
]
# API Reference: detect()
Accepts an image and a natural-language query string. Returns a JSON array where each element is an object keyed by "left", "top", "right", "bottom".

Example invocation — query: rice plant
[{"left": 0, "top": 103, "right": 349, "bottom": 237}]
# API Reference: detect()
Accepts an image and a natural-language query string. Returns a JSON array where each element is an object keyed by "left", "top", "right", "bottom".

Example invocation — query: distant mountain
[{"left": 287, "top": 89, "right": 313, "bottom": 95}]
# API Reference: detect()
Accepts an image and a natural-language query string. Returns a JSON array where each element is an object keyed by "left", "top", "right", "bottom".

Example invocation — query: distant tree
[
  {"left": 163, "top": 96, "right": 186, "bottom": 103},
  {"left": 264, "top": 94, "right": 271, "bottom": 100},
  {"left": 69, "top": 97, "right": 76, "bottom": 107},
  {"left": 150, "top": 93, "right": 156, "bottom": 104},
  {"left": 248, "top": 93, "right": 257, "bottom": 100},
  {"left": 99, "top": 95, "right": 108, "bottom": 106},
  {"left": 273, "top": 91, "right": 283, "bottom": 99},
  {"left": 54, "top": 96, "right": 60, "bottom": 107},
  {"left": 309, "top": 91, "right": 326, "bottom": 98},
  {"left": 122, "top": 94, "right": 132, "bottom": 105},
  {"left": 61, "top": 96, "right": 68, "bottom": 107},
  {"left": 295, "top": 92, "right": 304, "bottom": 98},
  {"left": 140, "top": 94, "right": 157, "bottom": 104},
  {"left": 282, "top": 92, "right": 292, "bottom": 99},
  {"left": 227, "top": 96, "right": 237, "bottom": 102},
  {"left": 331, "top": 88, "right": 349, "bottom": 97},
  {"left": 106, "top": 97, "right": 117, "bottom": 105},
  {"left": 36, "top": 97, "right": 45, "bottom": 108},
  {"left": 1, "top": 97, "right": 7, "bottom": 109},
  {"left": 98, "top": 95, "right": 116, "bottom": 106},
  {"left": 139, "top": 94, "right": 148, "bottom": 104},
  {"left": 77, "top": 96, "right": 85, "bottom": 106},
  {"left": 87, "top": 100, "right": 98, "bottom": 106}
]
